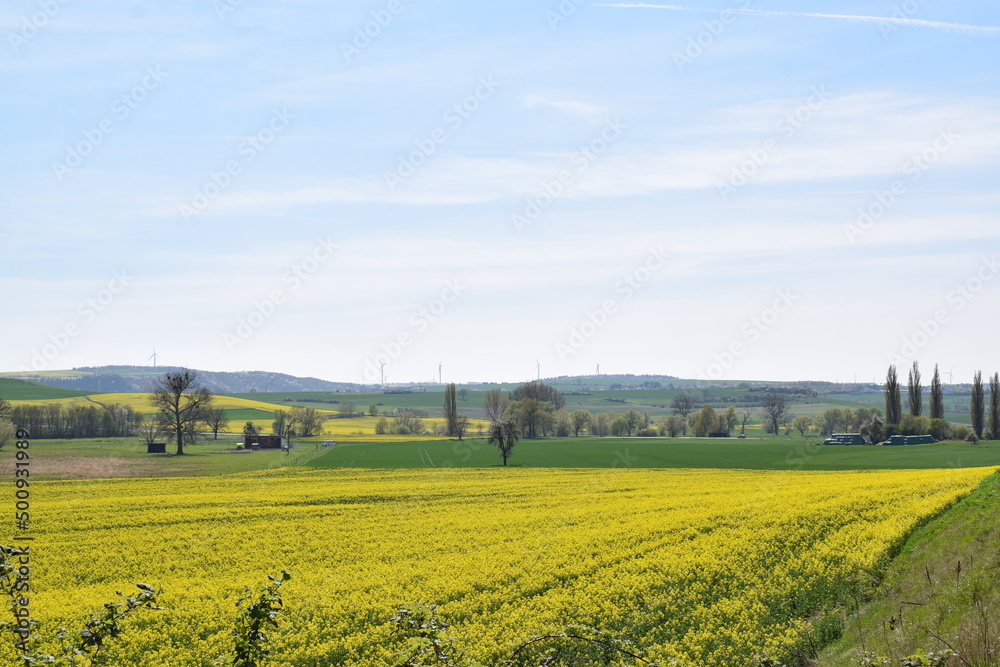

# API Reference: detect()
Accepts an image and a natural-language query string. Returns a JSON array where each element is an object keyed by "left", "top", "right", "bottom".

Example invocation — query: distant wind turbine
[
  {"left": 438, "top": 362, "right": 443, "bottom": 384},
  {"left": 947, "top": 366, "right": 955, "bottom": 383},
  {"left": 148, "top": 349, "right": 157, "bottom": 368},
  {"left": 378, "top": 361, "right": 387, "bottom": 387},
  {"left": 535, "top": 359, "right": 541, "bottom": 382}
]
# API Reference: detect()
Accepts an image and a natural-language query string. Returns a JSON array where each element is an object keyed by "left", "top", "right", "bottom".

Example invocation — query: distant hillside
[
  {"left": 0, "top": 377, "right": 92, "bottom": 400},
  {"left": 3, "top": 366, "right": 364, "bottom": 394}
]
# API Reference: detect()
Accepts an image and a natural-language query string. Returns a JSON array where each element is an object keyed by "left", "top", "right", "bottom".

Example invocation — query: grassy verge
[{"left": 816, "top": 470, "right": 1000, "bottom": 666}]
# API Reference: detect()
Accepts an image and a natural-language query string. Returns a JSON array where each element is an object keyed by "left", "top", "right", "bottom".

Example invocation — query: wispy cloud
[{"left": 598, "top": 4, "right": 1000, "bottom": 36}]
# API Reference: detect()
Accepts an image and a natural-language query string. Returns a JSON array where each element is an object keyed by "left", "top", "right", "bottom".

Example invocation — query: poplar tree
[
  {"left": 929, "top": 364, "right": 944, "bottom": 420},
  {"left": 884, "top": 365, "right": 901, "bottom": 426},
  {"left": 970, "top": 370, "right": 985, "bottom": 439},
  {"left": 907, "top": 361, "right": 922, "bottom": 417}
]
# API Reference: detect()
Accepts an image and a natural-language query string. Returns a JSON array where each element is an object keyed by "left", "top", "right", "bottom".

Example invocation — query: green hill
[{"left": 0, "top": 377, "right": 92, "bottom": 400}]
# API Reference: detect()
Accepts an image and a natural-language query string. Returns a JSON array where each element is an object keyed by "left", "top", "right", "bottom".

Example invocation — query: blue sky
[{"left": 2, "top": 1, "right": 998, "bottom": 385}]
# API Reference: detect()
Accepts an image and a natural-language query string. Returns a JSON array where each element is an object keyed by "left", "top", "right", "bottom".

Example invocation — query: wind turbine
[
  {"left": 438, "top": 362, "right": 443, "bottom": 384},
  {"left": 947, "top": 366, "right": 955, "bottom": 384},
  {"left": 535, "top": 359, "right": 541, "bottom": 382},
  {"left": 595, "top": 363, "right": 600, "bottom": 377},
  {"left": 148, "top": 349, "right": 157, "bottom": 368},
  {"left": 378, "top": 361, "right": 387, "bottom": 387}
]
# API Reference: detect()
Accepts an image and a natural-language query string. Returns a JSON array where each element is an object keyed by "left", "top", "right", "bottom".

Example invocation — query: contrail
[{"left": 597, "top": 3, "right": 1000, "bottom": 35}]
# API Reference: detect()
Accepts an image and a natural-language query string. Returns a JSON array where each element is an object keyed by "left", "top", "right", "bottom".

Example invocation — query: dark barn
[{"left": 243, "top": 435, "right": 287, "bottom": 450}]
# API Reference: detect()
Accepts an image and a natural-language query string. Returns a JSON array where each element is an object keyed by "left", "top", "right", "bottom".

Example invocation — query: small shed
[
  {"left": 244, "top": 435, "right": 286, "bottom": 450},
  {"left": 147, "top": 442, "right": 167, "bottom": 454}
]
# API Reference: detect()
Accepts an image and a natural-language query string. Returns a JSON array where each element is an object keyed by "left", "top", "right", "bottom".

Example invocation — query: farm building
[
  {"left": 822, "top": 433, "right": 868, "bottom": 445},
  {"left": 243, "top": 435, "right": 287, "bottom": 450}
]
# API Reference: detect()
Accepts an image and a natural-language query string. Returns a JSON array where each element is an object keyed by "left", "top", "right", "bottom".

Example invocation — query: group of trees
[
  {"left": 0, "top": 399, "right": 13, "bottom": 450},
  {"left": 442, "top": 384, "right": 471, "bottom": 439},
  {"left": 269, "top": 407, "right": 324, "bottom": 438},
  {"left": 374, "top": 409, "right": 427, "bottom": 436},
  {"left": 885, "top": 362, "right": 1000, "bottom": 441},
  {"left": 3, "top": 401, "right": 143, "bottom": 439}
]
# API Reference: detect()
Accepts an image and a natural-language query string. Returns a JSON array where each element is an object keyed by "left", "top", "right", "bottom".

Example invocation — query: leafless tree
[
  {"left": 483, "top": 389, "right": 509, "bottom": 422},
  {"left": 204, "top": 408, "right": 229, "bottom": 440},
  {"left": 150, "top": 370, "right": 214, "bottom": 455}
]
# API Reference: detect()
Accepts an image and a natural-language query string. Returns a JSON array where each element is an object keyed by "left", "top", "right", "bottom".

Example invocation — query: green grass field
[
  {"left": 307, "top": 436, "right": 1000, "bottom": 471},
  {"left": 0, "top": 436, "right": 327, "bottom": 479},
  {"left": 0, "top": 377, "right": 91, "bottom": 400}
]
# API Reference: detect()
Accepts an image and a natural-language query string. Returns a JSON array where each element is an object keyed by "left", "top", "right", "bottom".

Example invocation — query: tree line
[
  {"left": 3, "top": 401, "right": 143, "bottom": 439},
  {"left": 883, "top": 362, "right": 999, "bottom": 442}
]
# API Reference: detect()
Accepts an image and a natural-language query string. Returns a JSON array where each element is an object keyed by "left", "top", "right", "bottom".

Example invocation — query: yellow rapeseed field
[{"left": 4, "top": 466, "right": 993, "bottom": 666}]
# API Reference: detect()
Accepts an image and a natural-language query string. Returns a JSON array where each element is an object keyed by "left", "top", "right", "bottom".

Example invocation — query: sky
[{"left": 1, "top": 1, "right": 998, "bottom": 386}]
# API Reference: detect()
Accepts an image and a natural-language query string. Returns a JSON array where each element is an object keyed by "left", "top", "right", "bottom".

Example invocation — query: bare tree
[
  {"left": 204, "top": 408, "right": 229, "bottom": 440},
  {"left": 929, "top": 364, "right": 944, "bottom": 419},
  {"left": 150, "top": 370, "right": 214, "bottom": 455},
  {"left": 138, "top": 421, "right": 162, "bottom": 447},
  {"left": 483, "top": 389, "right": 509, "bottom": 422}
]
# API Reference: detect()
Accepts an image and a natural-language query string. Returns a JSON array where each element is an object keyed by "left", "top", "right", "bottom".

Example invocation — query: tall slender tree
[
  {"left": 884, "top": 365, "right": 902, "bottom": 426},
  {"left": 929, "top": 364, "right": 944, "bottom": 420},
  {"left": 990, "top": 372, "right": 1000, "bottom": 440},
  {"left": 970, "top": 370, "right": 985, "bottom": 439},
  {"left": 907, "top": 361, "right": 922, "bottom": 417},
  {"left": 443, "top": 383, "right": 459, "bottom": 436}
]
